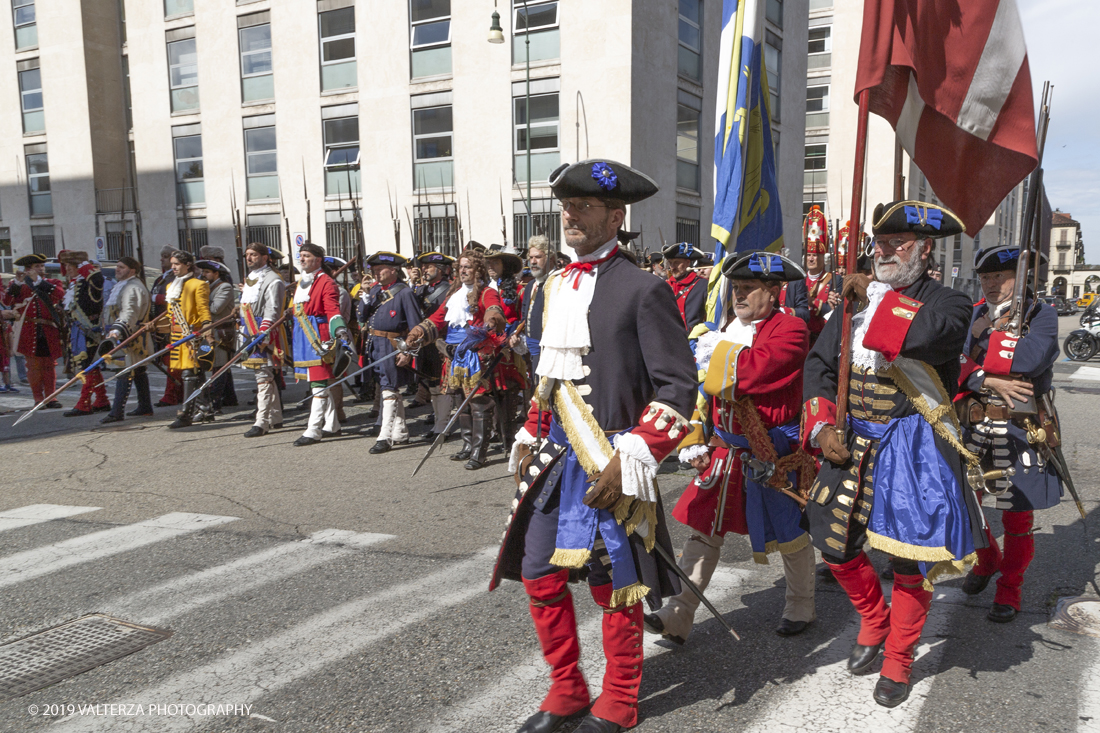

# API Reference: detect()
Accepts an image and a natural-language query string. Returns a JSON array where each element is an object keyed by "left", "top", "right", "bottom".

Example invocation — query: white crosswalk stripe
[
  {"left": 102, "top": 529, "right": 395, "bottom": 627},
  {"left": 1081, "top": 638, "right": 1100, "bottom": 733},
  {"left": 0, "top": 504, "right": 100, "bottom": 533},
  {"left": 0, "top": 512, "right": 238, "bottom": 590},
  {"left": 427, "top": 566, "right": 753, "bottom": 733},
  {"left": 52, "top": 547, "right": 498, "bottom": 733}
]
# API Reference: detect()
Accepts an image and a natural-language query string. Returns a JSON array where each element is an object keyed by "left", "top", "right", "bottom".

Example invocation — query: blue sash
[
  {"left": 715, "top": 422, "right": 807, "bottom": 560},
  {"left": 446, "top": 324, "right": 482, "bottom": 387},
  {"left": 293, "top": 314, "right": 325, "bottom": 378},
  {"left": 547, "top": 419, "right": 641, "bottom": 596},
  {"left": 850, "top": 415, "right": 976, "bottom": 576}
]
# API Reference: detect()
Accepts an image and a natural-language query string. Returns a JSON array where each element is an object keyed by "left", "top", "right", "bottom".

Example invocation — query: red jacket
[
  {"left": 428, "top": 285, "right": 503, "bottom": 332},
  {"left": 3, "top": 277, "right": 65, "bottom": 359},
  {"left": 719, "top": 309, "right": 809, "bottom": 430}
]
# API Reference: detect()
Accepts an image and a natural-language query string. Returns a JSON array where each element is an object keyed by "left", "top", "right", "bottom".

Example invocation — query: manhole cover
[
  {"left": 0, "top": 614, "right": 172, "bottom": 700},
  {"left": 1049, "top": 596, "right": 1100, "bottom": 638}
]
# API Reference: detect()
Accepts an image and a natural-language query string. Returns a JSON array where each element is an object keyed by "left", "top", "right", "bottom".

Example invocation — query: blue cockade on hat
[
  {"left": 591, "top": 162, "right": 619, "bottom": 191},
  {"left": 904, "top": 205, "right": 942, "bottom": 230},
  {"left": 747, "top": 252, "right": 784, "bottom": 274},
  {"left": 996, "top": 248, "right": 1020, "bottom": 264},
  {"left": 677, "top": 243, "right": 694, "bottom": 258}
]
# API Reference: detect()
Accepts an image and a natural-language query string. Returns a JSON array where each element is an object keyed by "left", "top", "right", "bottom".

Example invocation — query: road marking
[
  {"left": 52, "top": 547, "right": 498, "bottom": 733},
  {"left": 0, "top": 504, "right": 101, "bottom": 533},
  {"left": 740, "top": 587, "right": 966, "bottom": 733},
  {"left": 426, "top": 566, "right": 752, "bottom": 733},
  {"left": 0, "top": 513, "right": 239, "bottom": 590},
  {"left": 1071, "top": 366, "right": 1100, "bottom": 381},
  {"left": 1080, "top": 639, "right": 1100, "bottom": 732},
  {"left": 103, "top": 530, "right": 395, "bottom": 626}
]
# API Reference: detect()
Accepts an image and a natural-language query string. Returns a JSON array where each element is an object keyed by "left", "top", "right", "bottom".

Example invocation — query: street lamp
[{"left": 489, "top": 0, "right": 531, "bottom": 252}]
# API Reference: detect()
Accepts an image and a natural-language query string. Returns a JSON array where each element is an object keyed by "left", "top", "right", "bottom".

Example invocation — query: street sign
[
  {"left": 94, "top": 236, "right": 106, "bottom": 262},
  {"left": 293, "top": 233, "right": 306, "bottom": 248},
  {"left": 292, "top": 232, "right": 305, "bottom": 270},
  {"left": 952, "top": 266, "right": 959, "bottom": 277}
]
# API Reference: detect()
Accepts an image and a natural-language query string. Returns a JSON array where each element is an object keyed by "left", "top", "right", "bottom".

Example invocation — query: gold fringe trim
[
  {"left": 549, "top": 548, "right": 591, "bottom": 569},
  {"left": 752, "top": 551, "right": 770, "bottom": 565},
  {"left": 865, "top": 530, "right": 959, "bottom": 563},
  {"left": 922, "top": 551, "right": 978, "bottom": 591},
  {"left": 610, "top": 582, "right": 651, "bottom": 609},
  {"left": 885, "top": 361, "right": 980, "bottom": 468},
  {"left": 613, "top": 498, "right": 658, "bottom": 553},
  {"left": 553, "top": 382, "right": 614, "bottom": 477},
  {"left": 776, "top": 532, "right": 811, "bottom": 555}
]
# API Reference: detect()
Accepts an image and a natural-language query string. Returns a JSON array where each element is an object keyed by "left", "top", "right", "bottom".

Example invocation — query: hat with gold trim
[{"left": 872, "top": 200, "right": 965, "bottom": 239}]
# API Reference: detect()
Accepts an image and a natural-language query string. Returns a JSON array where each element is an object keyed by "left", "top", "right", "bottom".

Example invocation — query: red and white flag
[{"left": 855, "top": 0, "right": 1038, "bottom": 235}]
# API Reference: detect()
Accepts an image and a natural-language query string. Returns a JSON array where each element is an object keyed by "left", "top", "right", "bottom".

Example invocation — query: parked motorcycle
[{"left": 1064, "top": 315, "right": 1100, "bottom": 361}]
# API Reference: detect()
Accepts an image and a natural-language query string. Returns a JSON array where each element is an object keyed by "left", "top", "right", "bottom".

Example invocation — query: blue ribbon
[
  {"left": 747, "top": 252, "right": 784, "bottom": 274},
  {"left": 591, "top": 162, "right": 618, "bottom": 191},
  {"left": 996, "top": 249, "right": 1020, "bottom": 264},
  {"left": 904, "top": 205, "right": 943, "bottom": 230}
]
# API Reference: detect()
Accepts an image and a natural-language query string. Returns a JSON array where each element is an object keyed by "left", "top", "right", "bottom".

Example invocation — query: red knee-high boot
[
  {"left": 523, "top": 570, "right": 590, "bottom": 717},
  {"left": 589, "top": 582, "right": 642, "bottom": 728},
  {"left": 87, "top": 368, "right": 110, "bottom": 409},
  {"left": 994, "top": 511, "right": 1034, "bottom": 610},
  {"left": 882, "top": 573, "right": 932, "bottom": 684},
  {"left": 973, "top": 522, "right": 1002, "bottom": 577},
  {"left": 827, "top": 553, "right": 891, "bottom": 646}
]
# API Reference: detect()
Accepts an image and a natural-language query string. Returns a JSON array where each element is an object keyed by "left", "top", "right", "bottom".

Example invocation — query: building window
[
  {"left": 678, "top": 0, "right": 701, "bottom": 81},
  {"left": 0, "top": 229, "right": 12, "bottom": 274},
  {"left": 513, "top": 198, "right": 561, "bottom": 252},
  {"left": 676, "top": 218, "right": 701, "bottom": 248},
  {"left": 410, "top": 0, "right": 451, "bottom": 79},
  {"left": 245, "top": 121, "right": 278, "bottom": 201},
  {"left": 807, "top": 24, "right": 831, "bottom": 70},
  {"left": 764, "top": 31, "right": 781, "bottom": 121},
  {"left": 765, "top": 0, "right": 782, "bottom": 27},
  {"left": 165, "top": 0, "right": 193, "bottom": 18},
  {"left": 239, "top": 19, "right": 274, "bottom": 102},
  {"left": 514, "top": 89, "right": 559, "bottom": 183},
  {"left": 31, "top": 225, "right": 54, "bottom": 257},
  {"left": 18, "top": 67, "right": 43, "bottom": 134},
  {"left": 414, "top": 203, "right": 459, "bottom": 257},
  {"left": 12, "top": 0, "right": 36, "bottom": 50},
  {"left": 325, "top": 210, "right": 357, "bottom": 263},
  {"left": 807, "top": 84, "right": 830, "bottom": 113},
  {"left": 25, "top": 150, "right": 50, "bottom": 217},
  {"left": 246, "top": 214, "right": 281, "bottom": 252},
  {"left": 414, "top": 104, "right": 454, "bottom": 190},
  {"left": 168, "top": 38, "right": 199, "bottom": 113},
  {"left": 804, "top": 143, "right": 826, "bottom": 190},
  {"left": 176, "top": 217, "right": 208, "bottom": 254},
  {"left": 105, "top": 220, "right": 134, "bottom": 260},
  {"left": 514, "top": 0, "right": 559, "bottom": 65},
  {"left": 173, "top": 128, "right": 204, "bottom": 206},
  {"left": 323, "top": 112, "right": 359, "bottom": 196},
  {"left": 677, "top": 103, "right": 700, "bottom": 191},
  {"left": 319, "top": 7, "right": 356, "bottom": 92}
]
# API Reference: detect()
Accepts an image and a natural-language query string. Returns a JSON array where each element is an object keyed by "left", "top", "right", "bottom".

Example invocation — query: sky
[{"left": 1017, "top": 0, "right": 1100, "bottom": 260}]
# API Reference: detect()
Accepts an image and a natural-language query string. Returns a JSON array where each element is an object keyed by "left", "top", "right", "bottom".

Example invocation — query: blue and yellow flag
[{"left": 703, "top": 0, "right": 784, "bottom": 331}]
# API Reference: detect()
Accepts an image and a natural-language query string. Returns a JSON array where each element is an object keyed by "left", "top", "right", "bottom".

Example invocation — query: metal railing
[
  {"left": 96, "top": 187, "right": 136, "bottom": 214},
  {"left": 325, "top": 221, "right": 357, "bottom": 263},
  {"left": 176, "top": 228, "right": 208, "bottom": 255},
  {"left": 676, "top": 217, "right": 701, "bottom": 248},
  {"left": 106, "top": 231, "right": 133, "bottom": 260},
  {"left": 32, "top": 234, "right": 55, "bottom": 257},
  {"left": 246, "top": 225, "right": 282, "bottom": 254},
  {"left": 414, "top": 217, "right": 460, "bottom": 257},
  {"left": 513, "top": 213, "right": 561, "bottom": 252}
]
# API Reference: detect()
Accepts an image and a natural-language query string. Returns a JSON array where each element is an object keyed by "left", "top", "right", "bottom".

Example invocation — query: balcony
[{"left": 96, "top": 187, "right": 136, "bottom": 214}]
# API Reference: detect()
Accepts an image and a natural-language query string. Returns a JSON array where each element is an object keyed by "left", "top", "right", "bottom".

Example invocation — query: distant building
[
  {"left": 1049, "top": 211, "right": 1097, "bottom": 299},
  {"left": 0, "top": 0, "right": 809, "bottom": 275}
]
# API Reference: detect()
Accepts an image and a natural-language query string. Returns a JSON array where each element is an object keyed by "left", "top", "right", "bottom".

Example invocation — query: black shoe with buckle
[
  {"left": 100, "top": 414, "right": 124, "bottom": 424},
  {"left": 573, "top": 714, "right": 622, "bottom": 733},
  {"left": 167, "top": 417, "right": 192, "bottom": 430},
  {"left": 776, "top": 618, "right": 810, "bottom": 636},
  {"left": 465, "top": 459, "right": 483, "bottom": 470},
  {"left": 962, "top": 571, "right": 995, "bottom": 595},
  {"left": 987, "top": 603, "right": 1018, "bottom": 623},
  {"left": 848, "top": 642, "right": 882, "bottom": 675},
  {"left": 63, "top": 408, "right": 93, "bottom": 417},
  {"left": 369, "top": 441, "right": 391, "bottom": 454},
  {"left": 643, "top": 612, "right": 686, "bottom": 646},
  {"left": 873, "top": 676, "right": 910, "bottom": 707},
  {"left": 294, "top": 436, "right": 320, "bottom": 446},
  {"left": 451, "top": 448, "right": 472, "bottom": 462},
  {"left": 44, "top": 401, "right": 63, "bottom": 409},
  {"left": 243, "top": 426, "right": 266, "bottom": 438}
]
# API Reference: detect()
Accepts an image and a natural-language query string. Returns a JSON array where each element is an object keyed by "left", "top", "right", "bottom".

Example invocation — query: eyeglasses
[
  {"left": 873, "top": 237, "right": 918, "bottom": 253},
  {"left": 560, "top": 200, "right": 608, "bottom": 214}
]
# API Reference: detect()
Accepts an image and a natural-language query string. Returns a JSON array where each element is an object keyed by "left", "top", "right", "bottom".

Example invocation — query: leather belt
[
  {"left": 370, "top": 329, "right": 407, "bottom": 339},
  {"left": 30, "top": 318, "right": 58, "bottom": 327},
  {"left": 970, "top": 402, "right": 1012, "bottom": 422}
]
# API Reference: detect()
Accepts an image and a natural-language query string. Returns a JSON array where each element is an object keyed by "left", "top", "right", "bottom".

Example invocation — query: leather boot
[
  {"left": 881, "top": 572, "right": 932, "bottom": 686},
  {"left": 453, "top": 396, "right": 474, "bottom": 460},
  {"left": 828, "top": 553, "right": 890, "bottom": 675},
  {"left": 588, "top": 583, "right": 642, "bottom": 729},
  {"left": 108, "top": 371, "right": 134, "bottom": 421},
  {"left": 469, "top": 394, "right": 495, "bottom": 464},
  {"left": 991, "top": 510, "right": 1034, "bottom": 619},
  {"left": 522, "top": 570, "right": 590, "bottom": 723},
  {"left": 133, "top": 368, "right": 153, "bottom": 415},
  {"left": 169, "top": 370, "right": 200, "bottom": 429}
]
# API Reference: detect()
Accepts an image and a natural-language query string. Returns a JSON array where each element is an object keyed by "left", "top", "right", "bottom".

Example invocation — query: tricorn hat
[
  {"left": 721, "top": 250, "right": 805, "bottom": 282},
  {"left": 15, "top": 253, "right": 47, "bottom": 268},
  {"left": 549, "top": 159, "right": 658, "bottom": 205},
  {"left": 973, "top": 245, "right": 1047, "bottom": 274},
  {"left": 417, "top": 251, "right": 454, "bottom": 266},
  {"left": 662, "top": 242, "right": 708, "bottom": 264},
  {"left": 195, "top": 259, "right": 231, "bottom": 277},
  {"left": 872, "top": 201, "right": 965, "bottom": 239},
  {"left": 365, "top": 251, "right": 408, "bottom": 268},
  {"left": 485, "top": 250, "right": 524, "bottom": 277}
]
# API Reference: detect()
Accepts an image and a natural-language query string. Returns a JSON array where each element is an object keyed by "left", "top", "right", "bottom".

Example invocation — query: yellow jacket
[{"left": 167, "top": 275, "right": 212, "bottom": 371}]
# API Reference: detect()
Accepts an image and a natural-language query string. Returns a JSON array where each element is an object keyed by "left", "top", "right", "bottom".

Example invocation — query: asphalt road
[{"left": 0, "top": 349, "right": 1098, "bottom": 733}]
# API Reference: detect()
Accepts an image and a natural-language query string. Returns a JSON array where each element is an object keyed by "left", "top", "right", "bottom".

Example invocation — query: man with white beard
[
  {"left": 802, "top": 200, "right": 985, "bottom": 708},
  {"left": 515, "top": 235, "right": 558, "bottom": 378}
]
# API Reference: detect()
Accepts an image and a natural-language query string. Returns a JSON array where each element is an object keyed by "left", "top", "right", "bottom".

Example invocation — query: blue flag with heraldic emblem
[{"left": 705, "top": 0, "right": 785, "bottom": 330}]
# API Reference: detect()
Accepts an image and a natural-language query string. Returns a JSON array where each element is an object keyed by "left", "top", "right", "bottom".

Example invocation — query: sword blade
[
  {"left": 412, "top": 387, "right": 477, "bottom": 476},
  {"left": 293, "top": 349, "right": 402, "bottom": 410},
  {"left": 652, "top": 541, "right": 740, "bottom": 640},
  {"left": 1050, "top": 445, "right": 1086, "bottom": 520}
]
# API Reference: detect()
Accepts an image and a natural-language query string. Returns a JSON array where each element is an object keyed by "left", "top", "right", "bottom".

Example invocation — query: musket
[
  {"left": 228, "top": 176, "right": 245, "bottom": 282},
  {"left": 293, "top": 346, "right": 407, "bottom": 409},
  {"left": 103, "top": 311, "right": 240, "bottom": 386},
  {"left": 12, "top": 314, "right": 167, "bottom": 427},
  {"left": 181, "top": 309, "right": 293, "bottom": 407},
  {"left": 413, "top": 321, "right": 525, "bottom": 476},
  {"left": 302, "top": 158, "right": 312, "bottom": 243},
  {"left": 181, "top": 181, "right": 194, "bottom": 254},
  {"left": 499, "top": 185, "right": 509, "bottom": 249},
  {"left": 279, "top": 177, "right": 293, "bottom": 263},
  {"left": 349, "top": 167, "right": 366, "bottom": 268},
  {"left": 466, "top": 190, "right": 473, "bottom": 247},
  {"left": 387, "top": 181, "right": 401, "bottom": 257},
  {"left": 405, "top": 207, "right": 417, "bottom": 256}
]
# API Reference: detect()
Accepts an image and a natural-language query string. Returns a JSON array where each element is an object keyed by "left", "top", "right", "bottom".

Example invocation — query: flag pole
[{"left": 835, "top": 88, "right": 871, "bottom": 441}]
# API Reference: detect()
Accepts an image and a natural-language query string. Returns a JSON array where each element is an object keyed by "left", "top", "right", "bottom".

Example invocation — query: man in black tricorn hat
[
  {"left": 414, "top": 251, "right": 455, "bottom": 441},
  {"left": 802, "top": 200, "right": 984, "bottom": 707},
  {"left": 662, "top": 242, "right": 709, "bottom": 334},
  {"left": 491, "top": 159, "right": 697, "bottom": 733}
]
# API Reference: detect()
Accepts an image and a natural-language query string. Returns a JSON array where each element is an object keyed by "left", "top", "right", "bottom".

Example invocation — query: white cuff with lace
[
  {"left": 678, "top": 444, "right": 710, "bottom": 464},
  {"left": 613, "top": 432, "right": 659, "bottom": 504},
  {"left": 508, "top": 427, "right": 540, "bottom": 474}
]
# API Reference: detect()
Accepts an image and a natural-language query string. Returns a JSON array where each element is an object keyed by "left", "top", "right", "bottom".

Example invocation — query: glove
[
  {"left": 583, "top": 453, "right": 623, "bottom": 510},
  {"left": 406, "top": 325, "right": 426, "bottom": 349},
  {"left": 841, "top": 274, "right": 872, "bottom": 309},
  {"left": 484, "top": 308, "right": 507, "bottom": 335},
  {"left": 514, "top": 443, "right": 534, "bottom": 487},
  {"left": 817, "top": 426, "right": 851, "bottom": 465}
]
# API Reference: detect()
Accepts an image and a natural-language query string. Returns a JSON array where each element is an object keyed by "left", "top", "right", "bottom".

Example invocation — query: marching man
[
  {"left": 239, "top": 243, "right": 288, "bottom": 438},
  {"left": 2, "top": 254, "right": 64, "bottom": 408}
]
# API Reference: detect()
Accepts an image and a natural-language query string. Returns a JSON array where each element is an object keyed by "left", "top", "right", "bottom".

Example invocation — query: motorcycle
[{"left": 1064, "top": 314, "right": 1100, "bottom": 361}]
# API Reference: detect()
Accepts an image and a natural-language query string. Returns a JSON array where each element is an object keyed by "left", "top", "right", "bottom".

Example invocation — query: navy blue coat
[{"left": 358, "top": 281, "right": 422, "bottom": 390}]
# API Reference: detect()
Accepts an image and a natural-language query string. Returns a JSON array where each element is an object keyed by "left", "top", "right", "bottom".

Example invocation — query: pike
[
  {"left": 228, "top": 176, "right": 245, "bottom": 282},
  {"left": 405, "top": 207, "right": 417, "bottom": 256},
  {"left": 413, "top": 321, "right": 525, "bottom": 476},
  {"left": 387, "top": 181, "right": 401, "bottom": 257},
  {"left": 292, "top": 347, "right": 407, "bottom": 409},
  {"left": 499, "top": 184, "right": 509, "bottom": 249},
  {"left": 12, "top": 314, "right": 167, "bottom": 427},
  {"left": 102, "top": 311, "right": 240, "bottom": 386},
  {"left": 279, "top": 177, "right": 293, "bottom": 263},
  {"left": 302, "top": 158, "right": 312, "bottom": 244},
  {"left": 180, "top": 309, "right": 293, "bottom": 407}
]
